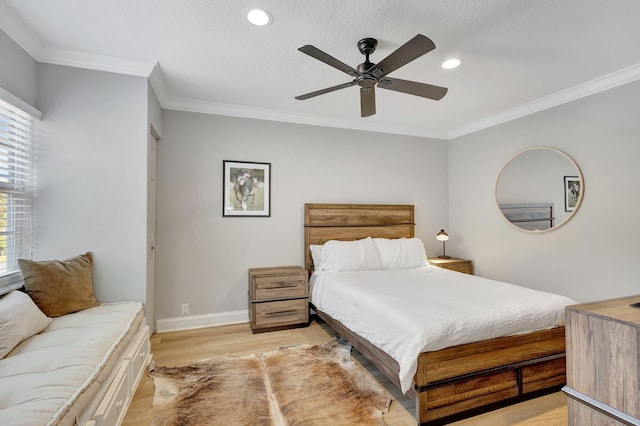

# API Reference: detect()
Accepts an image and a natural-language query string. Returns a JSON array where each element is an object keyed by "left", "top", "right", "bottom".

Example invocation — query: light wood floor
[{"left": 123, "top": 318, "right": 568, "bottom": 425}]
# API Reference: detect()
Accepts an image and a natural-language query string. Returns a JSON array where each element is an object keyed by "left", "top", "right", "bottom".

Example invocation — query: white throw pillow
[
  {"left": 316, "top": 237, "right": 382, "bottom": 273},
  {"left": 373, "top": 237, "right": 428, "bottom": 270},
  {"left": 0, "top": 290, "right": 52, "bottom": 359},
  {"left": 310, "top": 244, "right": 323, "bottom": 268}
]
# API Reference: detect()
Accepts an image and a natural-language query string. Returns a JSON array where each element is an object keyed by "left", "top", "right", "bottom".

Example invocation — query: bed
[{"left": 304, "top": 203, "right": 572, "bottom": 425}]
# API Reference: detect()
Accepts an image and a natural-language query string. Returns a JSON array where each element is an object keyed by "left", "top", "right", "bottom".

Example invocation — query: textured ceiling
[{"left": 2, "top": 0, "right": 640, "bottom": 139}]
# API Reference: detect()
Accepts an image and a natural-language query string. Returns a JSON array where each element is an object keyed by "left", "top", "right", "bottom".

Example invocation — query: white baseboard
[{"left": 156, "top": 310, "right": 249, "bottom": 333}]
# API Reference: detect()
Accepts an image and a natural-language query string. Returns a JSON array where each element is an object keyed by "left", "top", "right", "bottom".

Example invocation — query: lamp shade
[
  {"left": 436, "top": 229, "right": 449, "bottom": 241},
  {"left": 435, "top": 229, "right": 451, "bottom": 259}
]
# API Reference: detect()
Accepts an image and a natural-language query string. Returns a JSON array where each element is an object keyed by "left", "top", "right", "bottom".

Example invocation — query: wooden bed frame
[{"left": 304, "top": 203, "right": 567, "bottom": 425}]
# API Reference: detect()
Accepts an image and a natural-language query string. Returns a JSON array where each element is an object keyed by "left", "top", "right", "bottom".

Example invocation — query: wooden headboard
[{"left": 304, "top": 203, "right": 415, "bottom": 273}]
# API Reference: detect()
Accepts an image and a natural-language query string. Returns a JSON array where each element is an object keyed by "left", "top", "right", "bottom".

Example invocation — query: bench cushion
[{"left": 0, "top": 301, "right": 143, "bottom": 426}]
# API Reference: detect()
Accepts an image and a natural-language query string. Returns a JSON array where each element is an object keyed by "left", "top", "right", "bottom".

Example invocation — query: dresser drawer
[
  {"left": 126, "top": 324, "right": 151, "bottom": 393},
  {"left": 252, "top": 299, "right": 308, "bottom": 328},
  {"left": 521, "top": 356, "right": 566, "bottom": 393},
  {"left": 250, "top": 270, "right": 308, "bottom": 300},
  {"left": 92, "top": 360, "right": 130, "bottom": 426}
]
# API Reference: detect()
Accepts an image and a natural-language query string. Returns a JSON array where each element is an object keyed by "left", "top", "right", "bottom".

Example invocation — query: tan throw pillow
[{"left": 19, "top": 252, "right": 98, "bottom": 317}]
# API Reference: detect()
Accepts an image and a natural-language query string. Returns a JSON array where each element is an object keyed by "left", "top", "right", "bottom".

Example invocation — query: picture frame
[
  {"left": 564, "top": 175, "right": 580, "bottom": 212},
  {"left": 223, "top": 160, "right": 271, "bottom": 217}
]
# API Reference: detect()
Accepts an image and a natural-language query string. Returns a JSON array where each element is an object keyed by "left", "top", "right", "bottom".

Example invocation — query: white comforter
[{"left": 310, "top": 265, "right": 576, "bottom": 394}]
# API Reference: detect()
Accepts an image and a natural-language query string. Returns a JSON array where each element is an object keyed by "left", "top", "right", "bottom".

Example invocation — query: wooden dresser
[
  {"left": 564, "top": 294, "right": 640, "bottom": 425},
  {"left": 249, "top": 266, "right": 309, "bottom": 333},
  {"left": 428, "top": 257, "right": 473, "bottom": 274}
]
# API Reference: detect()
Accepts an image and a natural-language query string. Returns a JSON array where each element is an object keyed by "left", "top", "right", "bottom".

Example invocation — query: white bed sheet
[{"left": 310, "top": 265, "right": 576, "bottom": 394}]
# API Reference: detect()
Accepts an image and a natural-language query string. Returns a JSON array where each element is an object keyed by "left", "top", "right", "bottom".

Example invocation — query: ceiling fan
[{"left": 295, "top": 34, "right": 448, "bottom": 117}]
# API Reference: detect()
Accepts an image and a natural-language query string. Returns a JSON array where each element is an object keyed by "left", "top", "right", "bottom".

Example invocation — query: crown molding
[
  {"left": 140, "top": 61, "right": 640, "bottom": 141},
  {"left": 162, "top": 95, "right": 449, "bottom": 139},
  {"left": 0, "top": 2, "right": 155, "bottom": 77},
  {"left": 0, "top": 1, "right": 44, "bottom": 58},
  {"left": 448, "top": 62, "right": 640, "bottom": 139},
  {"left": 37, "top": 47, "right": 156, "bottom": 77}
]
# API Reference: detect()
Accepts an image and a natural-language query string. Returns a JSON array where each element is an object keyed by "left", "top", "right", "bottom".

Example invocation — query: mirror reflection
[{"left": 495, "top": 147, "right": 583, "bottom": 232}]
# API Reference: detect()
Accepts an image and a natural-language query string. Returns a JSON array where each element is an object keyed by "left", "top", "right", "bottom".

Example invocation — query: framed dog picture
[
  {"left": 564, "top": 175, "right": 580, "bottom": 212},
  {"left": 223, "top": 160, "right": 271, "bottom": 217}
]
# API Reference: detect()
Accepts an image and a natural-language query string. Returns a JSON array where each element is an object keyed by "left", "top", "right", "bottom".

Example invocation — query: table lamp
[{"left": 435, "top": 229, "right": 450, "bottom": 259}]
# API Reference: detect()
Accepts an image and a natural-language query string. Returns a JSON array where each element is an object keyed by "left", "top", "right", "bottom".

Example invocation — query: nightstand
[
  {"left": 249, "top": 266, "right": 309, "bottom": 333},
  {"left": 428, "top": 257, "right": 473, "bottom": 274}
]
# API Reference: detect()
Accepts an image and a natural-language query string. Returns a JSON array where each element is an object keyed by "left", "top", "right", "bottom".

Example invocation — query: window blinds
[{"left": 0, "top": 98, "right": 34, "bottom": 277}]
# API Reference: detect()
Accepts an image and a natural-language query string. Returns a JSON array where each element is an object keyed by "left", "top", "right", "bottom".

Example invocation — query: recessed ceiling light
[
  {"left": 247, "top": 9, "right": 272, "bottom": 26},
  {"left": 442, "top": 58, "right": 461, "bottom": 69}
]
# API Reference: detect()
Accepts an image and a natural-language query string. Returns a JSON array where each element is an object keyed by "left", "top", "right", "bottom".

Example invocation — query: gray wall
[
  {"left": 449, "top": 80, "right": 640, "bottom": 302},
  {"left": 155, "top": 111, "right": 449, "bottom": 319},
  {"left": 35, "top": 64, "right": 149, "bottom": 304},
  {"left": 0, "top": 29, "right": 38, "bottom": 109}
]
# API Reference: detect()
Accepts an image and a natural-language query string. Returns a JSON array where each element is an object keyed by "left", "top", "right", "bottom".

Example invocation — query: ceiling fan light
[
  {"left": 247, "top": 9, "right": 272, "bottom": 26},
  {"left": 442, "top": 58, "right": 461, "bottom": 69}
]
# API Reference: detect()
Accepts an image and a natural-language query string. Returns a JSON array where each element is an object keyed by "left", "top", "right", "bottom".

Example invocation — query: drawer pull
[
  {"left": 266, "top": 309, "right": 298, "bottom": 316},
  {"left": 264, "top": 282, "right": 299, "bottom": 288}
]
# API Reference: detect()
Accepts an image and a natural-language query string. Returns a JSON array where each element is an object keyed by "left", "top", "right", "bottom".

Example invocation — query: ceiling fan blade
[
  {"left": 370, "top": 34, "right": 436, "bottom": 78},
  {"left": 360, "top": 83, "right": 376, "bottom": 117},
  {"left": 298, "top": 45, "right": 360, "bottom": 77},
  {"left": 295, "top": 81, "right": 356, "bottom": 100},
  {"left": 378, "top": 77, "right": 448, "bottom": 100}
]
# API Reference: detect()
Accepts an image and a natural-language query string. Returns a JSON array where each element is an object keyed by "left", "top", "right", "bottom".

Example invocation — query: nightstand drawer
[
  {"left": 252, "top": 299, "right": 308, "bottom": 328},
  {"left": 252, "top": 274, "right": 307, "bottom": 300},
  {"left": 428, "top": 257, "right": 473, "bottom": 274},
  {"left": 441, "top": 261, "right": 472, "bottom": 274}
]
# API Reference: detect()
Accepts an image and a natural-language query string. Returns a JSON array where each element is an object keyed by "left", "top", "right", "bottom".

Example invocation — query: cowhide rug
[{"left": 150, "top": 339, "right": 391, "bottom": 425}]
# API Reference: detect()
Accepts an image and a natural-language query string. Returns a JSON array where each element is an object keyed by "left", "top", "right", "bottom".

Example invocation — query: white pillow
[
  {"left": 0, "top": 290, "right": 52, "bottom": 359},
  {"left": 373, "top": 237, "right": 428, "bottom": 270},
  {"left": 310, "top": 244, "right": 323, "bottom": 268},
  {"left": 316, "top": 237, "right": 382, "bottom": 273}
]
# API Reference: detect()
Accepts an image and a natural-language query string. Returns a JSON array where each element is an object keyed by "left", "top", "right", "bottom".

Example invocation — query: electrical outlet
[{"left": 181, "top": 303, "right": 189, "bottom": 315}]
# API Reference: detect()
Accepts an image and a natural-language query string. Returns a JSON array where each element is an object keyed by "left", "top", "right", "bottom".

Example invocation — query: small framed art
[
  {"left": 223, "top": 160, "right": 271, "bottom": 217},
  {"left": 564, "top": 175, "right": 580, "bottom": 212}
]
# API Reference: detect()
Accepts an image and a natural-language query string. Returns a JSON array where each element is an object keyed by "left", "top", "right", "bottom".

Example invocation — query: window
[{"left": 0, "top": 97, "right": 35, "bottom": 280}]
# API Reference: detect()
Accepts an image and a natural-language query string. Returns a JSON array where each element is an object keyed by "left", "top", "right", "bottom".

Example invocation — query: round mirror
[{"left": 495, "top": 147, "right": 583, "bottom": 232}]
